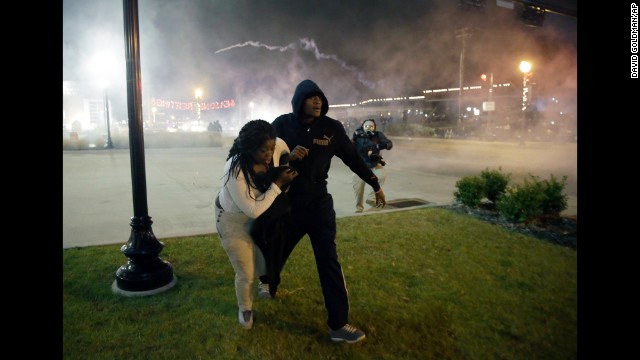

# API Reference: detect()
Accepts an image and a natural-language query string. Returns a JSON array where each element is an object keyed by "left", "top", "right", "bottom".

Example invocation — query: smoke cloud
[
  {"left": 214, "top": 37, "right": 376, "bottom": 90},
  {"left": 63, "top": 0, "right": 577, "bottom": 133}
]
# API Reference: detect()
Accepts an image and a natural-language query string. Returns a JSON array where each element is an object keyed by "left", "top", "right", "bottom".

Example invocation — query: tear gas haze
[{"left": 63, "top": 0, "right": 577, "bottom": 132}]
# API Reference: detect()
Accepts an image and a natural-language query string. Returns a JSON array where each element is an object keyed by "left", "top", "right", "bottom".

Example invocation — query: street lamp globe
[{"left": 519, "top": 60, "right": 532, "bottom": 74}]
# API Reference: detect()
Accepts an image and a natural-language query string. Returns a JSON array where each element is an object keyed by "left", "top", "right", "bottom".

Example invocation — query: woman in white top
[{"left": 214, "top": 119, "right": 297, "bottom": 329}]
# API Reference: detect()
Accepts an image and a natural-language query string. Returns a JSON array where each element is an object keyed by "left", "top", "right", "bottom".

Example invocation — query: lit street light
[
  {"left": 194, "top": 88, "right": 203, "bottom": 127},
  {"left": 249, "top": 101, "right": 255, "bottom": 120},
  {"left": 104, "top": 86, "right": 114, "bottom": 148},
  {"left": 90, "top": 52, "right": 117, "bottom": 149},
  {"left": 519, "top": 60, "right": 533, "bottom": 145},
  {"left": 481, "top": 72, "right": 494, "bottom": 138},
  {"left": 99, "top": 78, "right": 114, "bottom": 149}
]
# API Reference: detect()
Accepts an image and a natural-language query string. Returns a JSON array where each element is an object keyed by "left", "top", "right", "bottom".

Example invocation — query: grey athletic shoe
[
  {"left": 238, "top": 310, "right": 253, "bottom": 330},
  {"left": 329, "top": 324, "right": 366, "bottom": 343},
  {"left": 258, "top": 281, "right": 272, "bottom": 299}
]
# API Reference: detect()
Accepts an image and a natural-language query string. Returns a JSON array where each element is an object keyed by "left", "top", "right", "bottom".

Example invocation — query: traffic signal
[
  {"left": 458, "top": 0, "right": 485, "bottom": 12},
  {"left": 520, "top": 5, "right": 545, "bottom": 27}
]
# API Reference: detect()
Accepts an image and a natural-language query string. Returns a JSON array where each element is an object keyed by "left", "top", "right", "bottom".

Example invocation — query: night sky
[{"left": 63, "top": 0, "right": 577, "bottom": 122}]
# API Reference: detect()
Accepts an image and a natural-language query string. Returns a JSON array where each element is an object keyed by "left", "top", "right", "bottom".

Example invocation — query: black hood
[{"left": 291, "top": 79, "right": 329, "bottom": 120}]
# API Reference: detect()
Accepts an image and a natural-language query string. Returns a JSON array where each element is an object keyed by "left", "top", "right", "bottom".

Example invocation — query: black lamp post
[
  {"left": 113, "top": 0, "right": 176, "bottom": 296},
  {"left": 104, "top": 88, "right": 114, "bottom": 149}
]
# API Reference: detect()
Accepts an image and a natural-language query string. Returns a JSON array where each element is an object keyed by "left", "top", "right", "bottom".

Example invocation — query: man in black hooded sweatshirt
[{"left": 267, "top": 79, "right": 386, "bottom": 343}]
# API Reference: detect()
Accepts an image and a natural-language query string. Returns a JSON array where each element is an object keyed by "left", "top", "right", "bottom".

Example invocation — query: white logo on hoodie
[{"left": 313, "top": 134, "right": 333, "bottom": 146}]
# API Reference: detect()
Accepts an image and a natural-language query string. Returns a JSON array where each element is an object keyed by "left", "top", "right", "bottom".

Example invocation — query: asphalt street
[{"left": 63, "top": 137, "right": 577, "bottom": 249}]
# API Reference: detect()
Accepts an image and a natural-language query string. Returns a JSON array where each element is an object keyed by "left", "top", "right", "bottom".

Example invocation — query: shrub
[
  {"left": 532, "top": 174, "right": 569, "bottom": 217},
  {"left": 496, "top": 173, "right": 569, "bottom": 223},
  {"left": 480, "top": 167, "right": 511, "bottom": 204},
  {"left": 453, "top": 168, "right": 511, "bottom": 208},
  {"left": 454, "top": 175, "right": 484, "bottom": 207},
  {"left": 496, "top": 183, "right": 544, "bottom": 223}
]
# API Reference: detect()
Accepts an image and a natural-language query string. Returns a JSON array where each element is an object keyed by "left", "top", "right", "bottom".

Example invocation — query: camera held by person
[
  {"left": 368, "top": 151, "right": 386, "bottom": 166},
  {"left": 355, "top": 128, "right": 370, "bottom": 138}
]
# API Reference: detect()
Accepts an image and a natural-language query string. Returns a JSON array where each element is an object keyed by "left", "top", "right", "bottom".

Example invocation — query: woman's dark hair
[{"left": 224, "top": 119, "right": 276, "bottom": 197}]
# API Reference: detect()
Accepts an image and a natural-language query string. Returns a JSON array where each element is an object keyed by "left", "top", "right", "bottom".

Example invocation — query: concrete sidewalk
[
  {"left": 63, "top": 139, "right": 577, "bottom": 249},
  {"left": 63, "top": 149, "right": 456, "bottom": 249}
]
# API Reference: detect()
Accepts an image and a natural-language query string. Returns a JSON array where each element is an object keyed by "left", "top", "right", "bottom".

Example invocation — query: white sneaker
[
  {"left": 258, "top": 281, "right": 272, "bottom": 299},
  {"left": 238, "top": 310, "right": 253, "bottom": 329}
]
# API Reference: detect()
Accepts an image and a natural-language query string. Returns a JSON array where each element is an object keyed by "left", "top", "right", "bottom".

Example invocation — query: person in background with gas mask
[{"left": 352, "top": 118, "right": 393, "bottom": 213}]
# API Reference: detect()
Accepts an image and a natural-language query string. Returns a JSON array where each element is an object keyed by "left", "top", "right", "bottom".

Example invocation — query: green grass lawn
[{"left": 63, "top": 207, "right": 576, "bottom": 360}]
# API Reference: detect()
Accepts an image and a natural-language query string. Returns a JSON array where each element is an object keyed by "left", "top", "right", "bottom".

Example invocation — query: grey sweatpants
[{"left": 215, "top": 204, "right": 267, "bottom": 311}]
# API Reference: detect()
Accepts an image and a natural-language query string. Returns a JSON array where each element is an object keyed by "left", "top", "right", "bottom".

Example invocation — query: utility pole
[
  {"left": 485, "top": 72, "right": 493, "bottom": 137},
  {"left": 455, "top": 27, "right": 472, "bottom": 127}
]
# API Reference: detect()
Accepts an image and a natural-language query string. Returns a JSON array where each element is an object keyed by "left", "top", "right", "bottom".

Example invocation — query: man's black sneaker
[
  {"left": 258, "top": 281, "right": 272, "bottom": 299},
  {"left": 329, "top": 324, "right": 366, "bottom": 343}
]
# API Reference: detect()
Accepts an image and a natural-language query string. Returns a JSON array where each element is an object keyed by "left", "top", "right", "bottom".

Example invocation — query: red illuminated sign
[{"left": 150, "top": 98, "right": 237, "bottom": 111}]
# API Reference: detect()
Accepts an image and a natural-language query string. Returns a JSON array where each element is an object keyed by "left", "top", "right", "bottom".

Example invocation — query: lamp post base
[{"left": 113, "top": 216, "right": 176, "bottom": 295}]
